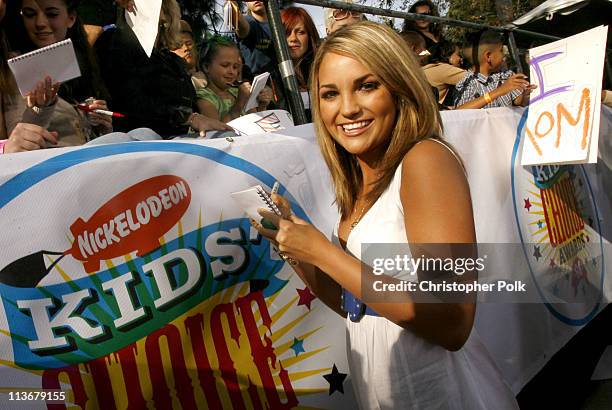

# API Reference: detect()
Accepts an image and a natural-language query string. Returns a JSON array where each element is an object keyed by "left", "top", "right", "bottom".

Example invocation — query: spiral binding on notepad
[
  {"left": 8, "top": 39, "right": 71, "bottom": 62},
  {"left": 257, "top": 188, "right": 282, "bottom": 216}
]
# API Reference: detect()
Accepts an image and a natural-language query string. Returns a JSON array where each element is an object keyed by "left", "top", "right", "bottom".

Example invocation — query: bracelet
[{"left": 483, "top": 92, "right": 493, "bottom": 104}]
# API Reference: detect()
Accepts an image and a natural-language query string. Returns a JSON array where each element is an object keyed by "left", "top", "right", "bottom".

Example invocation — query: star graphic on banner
[
  {"left": 524, "top": 198, "right": 532, "bottom": 212},
  {"left": 290, "top": 337, "right": 305, "bottom": 356},
  {"left": 323, "top": 364, "right": 347, "bottom": 395},
  {"left": 533, "top": 246, "right": 542, "bottom": 261},
  {"left": 537, "top": 220, "right": 544, "bottom": 229},
  {"left": 296, "top": 286, "right": 316, "bottom": 310}
]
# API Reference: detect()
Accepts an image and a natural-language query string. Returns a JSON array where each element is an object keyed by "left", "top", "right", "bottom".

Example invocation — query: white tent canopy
[{"left": 510, "top": 0, "right": 611, "bottom": 26}]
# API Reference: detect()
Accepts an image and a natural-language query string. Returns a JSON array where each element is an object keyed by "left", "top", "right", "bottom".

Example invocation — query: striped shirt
[{"left": 452, "top": 70, "right": 522, "bottom": 108}]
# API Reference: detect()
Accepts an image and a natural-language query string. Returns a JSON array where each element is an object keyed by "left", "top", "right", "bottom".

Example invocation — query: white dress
[{"left": 334, "top": 163, "right": 518, "bottom": 410}]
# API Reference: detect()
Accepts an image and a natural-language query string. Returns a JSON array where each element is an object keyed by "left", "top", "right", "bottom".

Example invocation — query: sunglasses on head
[
  {"left": 331, "top": 9, "right": 362, "bottom": 21},
  {"left": 417, "top": 10, "right": 432, "bottom": 16}
]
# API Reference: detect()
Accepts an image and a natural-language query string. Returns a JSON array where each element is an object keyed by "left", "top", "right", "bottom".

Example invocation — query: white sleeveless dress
[{"left": 333, "top": 163, "right": 518, "bottom": 410}]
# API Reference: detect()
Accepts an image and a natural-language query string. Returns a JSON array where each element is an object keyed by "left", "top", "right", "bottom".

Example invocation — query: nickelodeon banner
[
  {"left": 0, "top": 136, "right": 356, "bottom": 409},
  {"left": 0, "top": 107, "right": 610, "bottom": 408}
]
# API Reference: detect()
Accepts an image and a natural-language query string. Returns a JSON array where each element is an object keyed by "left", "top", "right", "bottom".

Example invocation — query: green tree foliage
[
  {"left": 373, "top": 0, "right": 544, "bottom": 42},
  {"left": 445, "top": 0, "right": 543, "bottom": 42}
]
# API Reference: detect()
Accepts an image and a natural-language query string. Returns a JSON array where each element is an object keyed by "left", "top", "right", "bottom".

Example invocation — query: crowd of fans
[{"left": 0, "top": 0, "right": 609, "bottom": 154}]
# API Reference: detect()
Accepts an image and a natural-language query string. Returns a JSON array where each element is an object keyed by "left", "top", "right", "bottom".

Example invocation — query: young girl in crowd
[
  {"left": 197, "top": 36, "right": 271, "bottom": 122},
  {"left": 253, "top": 22, "right": 518, "bottom": 409},
  {"left": 281, "top": 7, "right": 320, "bottom": 121},
  {"left": 4, "top": 0, "right": 112, "bottom": 147}
]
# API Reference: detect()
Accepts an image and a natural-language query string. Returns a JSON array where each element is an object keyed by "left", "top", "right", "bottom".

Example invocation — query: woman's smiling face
[
  {"left": 21, "top": 0, "right": 76, "bottom": 48},
  {"left": 318, "top": 52, "right": 396, "bottom": 163}
]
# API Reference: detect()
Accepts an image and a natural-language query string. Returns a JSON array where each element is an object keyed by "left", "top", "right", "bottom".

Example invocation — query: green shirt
[{"left": 196, "top": 87, "right": 239, "bottom": 119}]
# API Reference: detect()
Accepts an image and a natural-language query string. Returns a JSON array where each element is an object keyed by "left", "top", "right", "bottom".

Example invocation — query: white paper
[
  {"left": 230, "top": 185, "right": 281, "bottom": 222},
  {"left": 7, "top": 39, "right": 81, "bottom": 96},
  {"left": 521, "top": 26, "right": 608, "bottom": 165},
  {"left": 244, "top": 72, "right": 271, "bottom": 112},
  {"left": 125, "top": 0, "right": 162, "bottom": 58},
  {"left": 227, "top": 110, "right": 294, "bottom": 136}
]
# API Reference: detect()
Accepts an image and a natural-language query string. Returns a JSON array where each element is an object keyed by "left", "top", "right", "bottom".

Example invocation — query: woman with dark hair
[
  {"left": 2, "top": 0, "right": 112, "bottom": 147},
  {"left": 0, "top": 0, "right": 58, "bottom": 152},
  {"left": 402, "top": 0, "right": 442, "bottom": 54},
  {"left": 280, "top": 7, "right": 320, "bottom": 121}
]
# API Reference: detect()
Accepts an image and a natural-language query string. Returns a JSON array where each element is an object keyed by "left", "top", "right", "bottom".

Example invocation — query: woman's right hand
[
  {"left": 254, "top": 194, "right": 332, "bottom": 267},
  {"left": 26, "top": 77, "right": 60, "bottom": 109},
  {"left": 4, "top": 123, "right": 58, "bottom": 153}
]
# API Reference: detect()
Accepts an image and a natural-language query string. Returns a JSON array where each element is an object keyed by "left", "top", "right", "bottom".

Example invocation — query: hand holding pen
[{"left": 77, "top": 99, "right": 114, "bottom": 134}]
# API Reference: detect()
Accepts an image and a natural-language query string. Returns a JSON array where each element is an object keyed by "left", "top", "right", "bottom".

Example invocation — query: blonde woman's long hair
[
  {"left": 310, "top": 21, "right": 443, "bottom": 217},
  {"left": 158, "top": 0, "right": 182, "bottom": 50}
]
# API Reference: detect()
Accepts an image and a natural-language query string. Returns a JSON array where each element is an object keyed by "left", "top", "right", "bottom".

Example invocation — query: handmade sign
[{"left": 521, "top": 26, "right": 608, "bottom": 165}]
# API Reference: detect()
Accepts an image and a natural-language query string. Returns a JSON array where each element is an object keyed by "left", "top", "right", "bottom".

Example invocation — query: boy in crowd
[
  {"left": 231, "top": 0, "right": 275, "bottom": 78},
  {"left": 452, "top": 30, "right": 535, "bottom": 109}
]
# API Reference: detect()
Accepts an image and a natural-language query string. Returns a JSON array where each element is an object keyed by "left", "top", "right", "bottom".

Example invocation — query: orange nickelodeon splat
[{"left": 556, "top": 88, "right": 591, "bottom": 149}]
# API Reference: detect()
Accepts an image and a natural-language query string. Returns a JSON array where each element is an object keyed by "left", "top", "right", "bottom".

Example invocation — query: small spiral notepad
[
  {"left": 230, "top": 185, "right": 282, "bottom": 222},
  {"left": 7, "top": 39, "right": 81, "bottom": 97}
]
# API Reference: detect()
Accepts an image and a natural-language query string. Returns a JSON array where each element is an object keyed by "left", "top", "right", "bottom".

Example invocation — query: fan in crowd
[
  {"left": 4, "top": 0, "right": 112, "bottom": 148},
  {"left": 324, "top": 0, "right": 366, "bottom": 35},
  {"left": 196, "top": 35, "right": 272, "bottom": 122},
  {"left": 402, "top": 0, "right": 443, "bottom": 57},
  {"left": 452, "top": 31, "right": 536, "bottom": 109},
  {"left": 281, "top": 6, "right": 320, "bottom": 121},
  {"left": 171, "top": 20, "right": 207, "bottom": 90}
]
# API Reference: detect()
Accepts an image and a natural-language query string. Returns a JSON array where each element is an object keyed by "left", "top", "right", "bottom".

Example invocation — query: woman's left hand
[
  {"left": 86, "top": 99, "right": 113, "bottom": 134},
  {"left": 26, "top": 76, "right": 60, "bottom": 109},
  {"left": 255, "top": 202, "right": 330, "bottom": 266}
]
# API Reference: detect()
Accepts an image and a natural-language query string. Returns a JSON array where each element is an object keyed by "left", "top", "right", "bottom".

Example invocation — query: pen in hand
[{"left": 76, "top": 104, "right": 125, "bottom": 118}]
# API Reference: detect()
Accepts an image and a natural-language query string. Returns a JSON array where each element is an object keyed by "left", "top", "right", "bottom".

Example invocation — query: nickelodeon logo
[
  {"left": 539, "top": 172, "right": 584, "bottom": 247},
  {"left": 68, "top": 175, "right": 191, "bottom": 273}
]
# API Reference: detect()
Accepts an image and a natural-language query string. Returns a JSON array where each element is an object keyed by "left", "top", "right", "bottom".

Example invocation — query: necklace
[{"left": 350, "top": 203, "right": 367, "bottom": 230}]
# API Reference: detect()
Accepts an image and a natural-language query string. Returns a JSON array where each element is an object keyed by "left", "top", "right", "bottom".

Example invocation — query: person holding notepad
[
  {"left": 196, "top": 35, "right": 272, "bottom": 123},
  {"left": 3, "top": 0, "right": 113, "bottom": 147},
  {"left": 252, "top": 23, "right": 518, "bottom": 409},
  {"left": 0, "top": 0, "right": 58, "bottom": 153}
]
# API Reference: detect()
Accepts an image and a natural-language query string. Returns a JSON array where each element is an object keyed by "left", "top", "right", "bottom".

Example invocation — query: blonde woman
[{"left": 253, "top": 22, "right": 518, "bottom": 409}]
